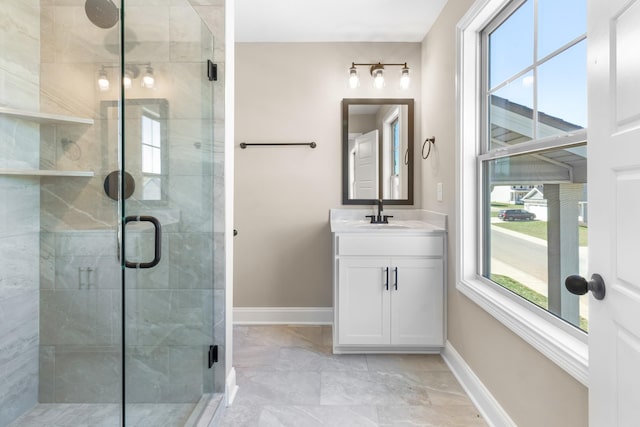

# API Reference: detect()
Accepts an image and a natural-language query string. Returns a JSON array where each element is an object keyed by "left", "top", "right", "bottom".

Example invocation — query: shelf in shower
[
  {"left": 0, "top": 107, "right": 94, "bottom": 125},
  {"left": 0, "top": 169, "right": 95, "bottom": 177}
]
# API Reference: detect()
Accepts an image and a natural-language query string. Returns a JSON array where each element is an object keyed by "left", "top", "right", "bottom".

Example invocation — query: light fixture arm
[
  {"left": 100, "top": 61, "right": 152, "bottom": 71},
  {"left": 351, "top": 62, "right": 408, "bottom": 67}
]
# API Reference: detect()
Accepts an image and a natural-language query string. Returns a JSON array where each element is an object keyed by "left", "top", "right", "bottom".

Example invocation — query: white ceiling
[{"left": 235, "top": 0, "right": 449, "bottom": 43}]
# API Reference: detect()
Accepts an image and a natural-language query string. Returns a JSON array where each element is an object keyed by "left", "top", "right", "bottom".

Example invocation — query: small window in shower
[{"left": 141, "top": 113, "right": 162, "bottom": 200}]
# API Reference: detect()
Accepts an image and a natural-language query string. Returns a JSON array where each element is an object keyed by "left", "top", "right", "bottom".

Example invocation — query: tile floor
[
  {"left": 7, "top": 403, "right": 197, "bottom": 427},
  {"left": 219, "top": 325, "right": 487, "bottom": 426}
]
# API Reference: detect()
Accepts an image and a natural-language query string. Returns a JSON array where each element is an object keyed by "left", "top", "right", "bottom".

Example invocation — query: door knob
[{"left": 565, "top": 273, "right": 606, "bottom": 300}]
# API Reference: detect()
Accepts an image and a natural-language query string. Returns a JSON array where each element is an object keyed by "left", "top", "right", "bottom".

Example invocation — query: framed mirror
[
  {"left": 342, "top": 98, "right": 414, "bottom": 205},
  {"left": 101, "top": 99, "right": 169, "bottom": 203}
]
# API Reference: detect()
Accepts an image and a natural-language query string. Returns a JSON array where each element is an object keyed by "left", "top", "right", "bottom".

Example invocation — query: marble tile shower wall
[
  {"left": 36, "top": 0, "right": 227, "bottom": 406},
  {"left": 0, "top": 1, "right": 41, "bottom": 426}
]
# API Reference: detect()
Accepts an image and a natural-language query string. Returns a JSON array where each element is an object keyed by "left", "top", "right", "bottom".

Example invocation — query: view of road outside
[{"left": 488, "top": 184, "right": 589, "bottom": 332}]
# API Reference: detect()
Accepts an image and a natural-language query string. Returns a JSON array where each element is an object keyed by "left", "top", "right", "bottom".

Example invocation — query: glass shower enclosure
[{"left": 0, "top": 1, "right": 223, "bottom": 426}]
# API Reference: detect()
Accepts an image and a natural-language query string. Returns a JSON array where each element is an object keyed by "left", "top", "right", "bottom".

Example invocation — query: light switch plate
[{"left": 437, "top": 182, "right": 443, "bottom": 202}]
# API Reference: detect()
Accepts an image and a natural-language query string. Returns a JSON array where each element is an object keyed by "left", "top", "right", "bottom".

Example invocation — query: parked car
[{"left": 498, "top": 209, "right": 536, "bottom": 221}]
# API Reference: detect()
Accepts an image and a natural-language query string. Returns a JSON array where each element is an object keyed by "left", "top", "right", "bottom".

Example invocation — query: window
[
  {"left": 141, "top": 113, "right": 162, "bottom": 200},
  {"left": 457, "top": 0, "right": 589, "bottom": 385},
  {"left": 483, "top": 0, "right": 588, "bottom": 330},
  {"left": 391, "top": 118, "right": 400, "bottom": 176},
  {"left": 380, "top": 105, "right": 406, "bottom": 199}
]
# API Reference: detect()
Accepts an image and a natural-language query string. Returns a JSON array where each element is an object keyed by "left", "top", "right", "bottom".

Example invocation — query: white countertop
[{"left": 329, "top": 208, "right": 447, "bottom": 233}]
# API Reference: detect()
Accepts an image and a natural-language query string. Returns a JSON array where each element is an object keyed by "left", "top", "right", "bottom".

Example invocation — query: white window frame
[{"left": 456, "top": 0, "right": 588, "bottom": 386}]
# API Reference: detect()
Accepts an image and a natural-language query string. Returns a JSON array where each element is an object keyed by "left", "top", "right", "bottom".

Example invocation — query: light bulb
[
  {"left": 370, "top": 64, "right": 385, "bottom": 89},
  {"left": 373, "top": 70, "right": 385, "bottom": 89},
  {"left": 400, "top": 66, "right": 410, "bottom": 89},
  {"left": 142, "top": 66, "right": 155, "bottom": 88},
  {"left": 348, "top": 66, "right": 359, "bottom": 89},
  {"left": 123, "top": 69, "right": 133, "bottom": 89},
  {"left": 98, "top": 69, "right": 110, "bottom": 91}
]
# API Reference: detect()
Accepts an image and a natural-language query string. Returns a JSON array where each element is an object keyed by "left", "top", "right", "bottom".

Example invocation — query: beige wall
[
  {"left": 421, "top": 1, "right": 589, "bottom": 426},
  {"left": 234, "top": 42, "right": 422, "bottom": 307},
  {"left": 234, "top": 8, "right": 589, "bottom": 425}
]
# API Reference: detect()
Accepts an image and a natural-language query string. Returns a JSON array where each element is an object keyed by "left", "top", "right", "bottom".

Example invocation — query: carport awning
[{"left": 489, "top": 96, "right": 587, "bottom": 184}]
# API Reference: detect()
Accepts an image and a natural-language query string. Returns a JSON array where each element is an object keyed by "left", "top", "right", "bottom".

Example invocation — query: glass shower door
[{"left": 120, "top": 2, "right": 217, "bottom": 425}]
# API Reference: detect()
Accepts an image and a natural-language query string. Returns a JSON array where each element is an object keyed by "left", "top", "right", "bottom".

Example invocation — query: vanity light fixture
[
  {"left": 371, "top": 63, "right": 385, "bottom": 89},
  {"left": 400, "top": 64, "right": 410, "bottom": 89},
  {"left": 97, "top": 67, "right": 110, "bottom": 91},
  {"left": 123, "top": 68, "right": 134, "bottom": 89},
  {"left": 96, "top": 62, "right": 156, "bottom": 90},
  {"left": 348, "top": 62, "right": 410, "bottom": 89},
  {"left": 141, "top": 65, "right": 155, "bottom": 89},
  {"left": 348, "top": 65, "right": 359, "bottom": 88}
]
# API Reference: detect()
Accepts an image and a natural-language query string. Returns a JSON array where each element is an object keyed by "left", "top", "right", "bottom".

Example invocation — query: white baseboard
[
  {"left": 225, "top": 367, "right": 238, "bottom": 407},
  {"left": 442, "top": 341, "right": 516, "bottom": 427},
  {"left": 233, "top": 307, "right": 333, "bottom": 325}
]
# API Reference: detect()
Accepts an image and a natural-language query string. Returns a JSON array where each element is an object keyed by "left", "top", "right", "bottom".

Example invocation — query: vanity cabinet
[{"left": 333, "top": 232, "right": 445, "bottom": 353}]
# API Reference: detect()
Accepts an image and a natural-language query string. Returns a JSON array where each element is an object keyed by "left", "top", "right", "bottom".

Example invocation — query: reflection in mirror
[
  {"left": 101, "top": 99, "right": 168, "bottom": 202},
  {"left": 342, "top": 98, "right": 414, "bottom": 205},
  {"left": 141, "top": 112, "right": 162, "bottom": 200}
]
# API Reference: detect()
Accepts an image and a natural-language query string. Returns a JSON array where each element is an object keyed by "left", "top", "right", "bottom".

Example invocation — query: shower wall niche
[{"left": 0, "top": 1, "right": 226, "bottom": 426}]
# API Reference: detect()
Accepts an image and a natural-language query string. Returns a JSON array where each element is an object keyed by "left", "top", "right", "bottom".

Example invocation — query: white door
[
  {"left": 353, "top": 130, "right": 379, "bottom": 199},
  {"left": 337, "top": 257, "right": 390, "bottom": 345},
  {"left": 588, "top": 0, "right": 640, "bottom": 424},
  {"left": 390, "top": 258, "right": 444, "bottom": 346}
]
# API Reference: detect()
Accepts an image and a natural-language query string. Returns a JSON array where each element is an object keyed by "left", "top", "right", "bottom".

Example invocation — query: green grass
[
  {"left": 491, "top": 274, "right": 548, "bottom": 309},
  {"left": 491, "top": 274, "right": 588, "bottom": 331},
  {"left": 493, "top": 220, "right": 588, "bottom": 247}
]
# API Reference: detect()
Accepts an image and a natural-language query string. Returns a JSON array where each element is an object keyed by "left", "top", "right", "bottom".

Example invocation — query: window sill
[{"left": 457, "top": 276, "right": 588, "bottom": 386}]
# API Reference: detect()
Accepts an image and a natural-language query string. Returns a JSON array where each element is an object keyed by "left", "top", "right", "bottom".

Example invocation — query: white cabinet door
[
  {"left": 390, "top": 258, "right": 444, "bottom": 346},
  {"left": 338, "top": 257, "right": 390, "bottom": 345}
]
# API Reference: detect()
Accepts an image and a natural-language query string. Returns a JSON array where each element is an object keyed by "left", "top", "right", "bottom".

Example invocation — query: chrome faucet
[{"left": 366, "top": 199, "right": 393, "bottom": 224}]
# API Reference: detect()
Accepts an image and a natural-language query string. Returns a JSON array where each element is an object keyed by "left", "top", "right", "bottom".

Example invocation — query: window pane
[
  {"left": 142, "top": 176, "right": 162, "bottom": 201},
  {"left": 538, "top": 0, "right": 586, "bottom": 59},
  {"left": 392, "top": 119, "right": 400, "bottom": 176},
  {"left": 488, "top": 0, "right": 533, "bottom": 89},
  {"left": 142, "top": 145, "right": 154, "bottom": 173},
  {"left": 485, "top": 145, "right": 588, "bottom": 331},
  {"left": 489, "top": 72, "right": 534, "bottom": 150},
  {"left": 537, "top": 40, "right": 587, "bottom": 137},
  {"left": 152, "top": 146, "right": 161, "bottom": 174},
  {"left": 142, "top": 116, "right": 151, "bottom": 141},
  {"left": 151, "top": 120, "right": 161, "bottom": 147}
]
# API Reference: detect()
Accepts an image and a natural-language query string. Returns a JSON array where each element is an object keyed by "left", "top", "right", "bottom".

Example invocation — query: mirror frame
[{"left": 342, "top": 98, "right": 414, "bottom": 205}]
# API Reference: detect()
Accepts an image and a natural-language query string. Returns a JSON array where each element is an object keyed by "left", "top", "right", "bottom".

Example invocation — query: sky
[{"left": 489, "top": 0, "right": 587, "bottom": 129}]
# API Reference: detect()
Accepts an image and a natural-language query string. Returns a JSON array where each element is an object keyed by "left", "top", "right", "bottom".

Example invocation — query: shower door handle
[{"left": 124, "top": 216, "right": 162, "bottom": 268}]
